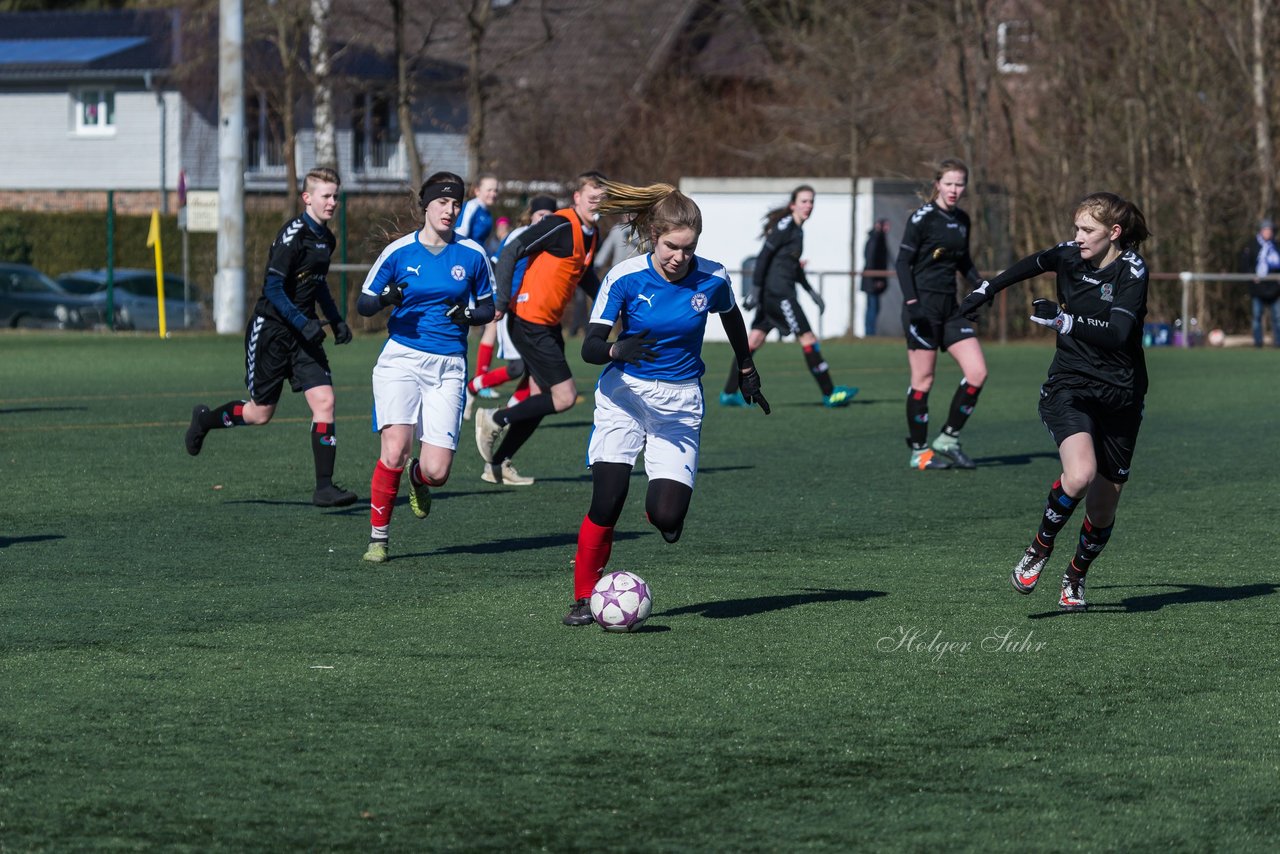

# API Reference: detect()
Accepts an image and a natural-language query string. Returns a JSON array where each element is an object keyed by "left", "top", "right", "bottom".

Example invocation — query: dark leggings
[{"left": 588, "top": 461, "right": 693, "bottom": 543}]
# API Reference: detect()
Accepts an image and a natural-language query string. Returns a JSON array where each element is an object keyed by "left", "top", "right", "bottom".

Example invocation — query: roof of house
[{"left": 0, "top": 9, "right": 177, "bottom": 81}]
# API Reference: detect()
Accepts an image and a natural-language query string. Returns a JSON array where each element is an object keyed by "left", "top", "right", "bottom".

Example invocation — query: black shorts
[
  {"left": 1038, "top": 375, "right": 1143, "bottom": 483},
  {"left": 901, "top": 291, "right": 979, "bottom": 352},
  {"left": 244, "top": 314, "right": 332, "bottom": 406},
  {"left": 752, "top": 295, "right": 813, "bottom": 338},
  {"left": 508, "top": 313, "right": 572, "bottom": 388}
]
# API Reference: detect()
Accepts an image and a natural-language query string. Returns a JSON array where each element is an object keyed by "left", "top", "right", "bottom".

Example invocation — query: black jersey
[
  {"left": 253, "top": 212, "right": 340, "bottom": 331},
  {"left": 993, "top": 242, "right": 1149, "bottom": 398},
  {"left": 753, "top": 215, "right": 807, "bottom": 298},
  {"left": 895, "top": 203, "right": 981, "bottom": 301}
]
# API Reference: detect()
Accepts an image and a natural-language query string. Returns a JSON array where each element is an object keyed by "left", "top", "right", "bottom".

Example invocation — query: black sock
[
  {"left": 724, "top": 358, "right": 742, "bottom": 395},
  {"left": 494, "top": 392, "right": 556, "bottom": 427},
  {"left": 311, "top": 422, "right": 336, "bottom": 488},
  {"left": 1033, "top": 479, "right": 1081, "bottom": 555},
  {"left": 906, "top": 388, "right": 929, "bottom": 447},
  {"left": 202, "top": 400, "right": 247, "bottom": 430},
  {"left": 493, "top": 415, "right": 544, "bottom": 464},
  {"left": 943, "top": 380, "right": 983, "bottom": 434},
  {"left": 1067, "top": 517, "right": 1113, "bottom": 580},
  {"left": 803, "top": 343, "right": 835, "bottom": 396}
]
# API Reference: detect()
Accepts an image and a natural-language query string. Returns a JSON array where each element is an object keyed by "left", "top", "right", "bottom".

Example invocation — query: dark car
[
  {"left": 0, "top": 262, "right": 113, "bottom": 330},
  {"left": 57, "top": 268, "right": 205, "bottom": 331}
]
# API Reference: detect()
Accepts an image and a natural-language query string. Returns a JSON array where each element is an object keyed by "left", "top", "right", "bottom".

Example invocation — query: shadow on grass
[
  {"left": 0, "top": 534, "right": 64, "bottom": 548},
  {"left": 399, "top": 530, "right": 648, "bottom": 559},
  {"left": 974, "top": 451, "right": 1061, "bottom": 467},
  {"left": 0, "top": 406, "right": 88, "bottom": 415},
  {"left": 657, "top": 587, "right": 888, "bottom": 619},
  {"left": 1027, "top": 582, "right": 1279, "bottom": 619}
]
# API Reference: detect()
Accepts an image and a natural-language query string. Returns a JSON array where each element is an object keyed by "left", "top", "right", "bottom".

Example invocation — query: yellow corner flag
[{"left": 147, "top": 210, "right": 168, "bottom": 338}]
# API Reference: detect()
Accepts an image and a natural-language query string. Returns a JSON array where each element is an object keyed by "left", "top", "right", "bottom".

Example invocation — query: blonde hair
[
  {"left": 1075, "top": 192, "right": 1151, "bottom": 250},
  {"left": 596, "top": 180, "right": 702, "bottom": 251},
  {"left": 927, "top": 158, "right": 968, "bottom": 203},
  {"left": 303, "top": 167, "right": 340, "bottom": 194}
]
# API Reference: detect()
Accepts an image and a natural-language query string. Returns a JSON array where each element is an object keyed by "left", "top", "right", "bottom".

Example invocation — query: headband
[{"left": 420, "top": 181, "right": 465, "bottom": 207}]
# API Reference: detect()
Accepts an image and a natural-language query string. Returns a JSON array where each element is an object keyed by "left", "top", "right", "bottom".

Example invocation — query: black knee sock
[
  {"left": 493, "top": 414, "right": 544, "bottom": 464},
  {"left": 802, "top": 343, "right": 835, "bottom": 396},
  {"left": 202, "top": 400, "right": 247, "bottom": 430},
  {"left": 906, "top": 388, "right": 930, "bottom": 448},
  {"left": 942, "top": 380, "right": 983, "bottom": 436},
  {"left": 494, "top": 392, "right": 556, "bottom": 427},
  {"left": 1032, "top": 479, "right": 1081, "bottom": 556},
  {"left": 724, "top": 358, "right": 742, "bottom": 394},
  {"left": 1067, "top": 517, "right": 1113, "bottom": 580},
  {"left": 311, "top": 422, "right": 336, "bottom": 488}
]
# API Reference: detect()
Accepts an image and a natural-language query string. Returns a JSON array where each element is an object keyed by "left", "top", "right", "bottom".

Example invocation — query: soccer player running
[
  {"left": 563, "top": 180, "right": 770, "bottom": 626},
  {"left": 473, "top": 171, "right": 607, "bottom": 486},
  {"left": 354, "top": 172, "right": 496, "bottom": 563},
  {"left": 895, "top": 159, "right": 988, "bottom": 471},
  {"left": 721, "top": 184, "right": 856, "bottom": 409},
  {"left": 463, "top": 195, "right": 559, "bottom": 419},
  {"left": 457, "top": 174, "right": 501, "bottom": 396},
  {"left": 958, "top": 192, "right": 1151, "bottom": 612},
  {"left": 184, "top": 167, "right": 356, "bottom": 508}
]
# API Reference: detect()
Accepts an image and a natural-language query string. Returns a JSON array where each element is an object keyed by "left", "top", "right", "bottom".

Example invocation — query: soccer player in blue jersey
[
  {"left": 721, "top": 185, "right": 856, "bottom": 409},
  {"left": 959, "top": 192, "right": 1151, "bottom": 611},
  {"left": 563, "top": 180, "right": 769, "bottom": 626},
  {"left": 184, "top": 167, "right": 356, "bottom": 508},
  {"left": 354, "top": 172, "right": 496, "bottom": 563}
]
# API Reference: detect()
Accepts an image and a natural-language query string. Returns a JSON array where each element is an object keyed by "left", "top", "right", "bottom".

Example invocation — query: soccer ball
[
  {"left": 1208, "top": 328, "right": 1226, "bottom": 347},
  {"left": 590, "top": 570, "right": 653, "bottom": 632}
]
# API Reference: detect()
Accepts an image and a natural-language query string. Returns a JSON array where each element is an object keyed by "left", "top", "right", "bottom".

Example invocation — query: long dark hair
[{"left": 762, "top": 184, "right": 814, "bottom": 237}]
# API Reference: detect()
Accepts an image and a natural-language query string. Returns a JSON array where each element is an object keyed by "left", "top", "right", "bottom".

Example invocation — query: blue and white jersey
[
  {"left": 493, "top": 223, "right": 534, "bottom": 299},
  {"left": 361, "top": 233, "right": 494, "bottom": 357},
  {"left": 590, "top": 254, "right": 735, "bottom": 382},
  {"left": 456, "top": 200, "right": 494, "bottom": 246}
]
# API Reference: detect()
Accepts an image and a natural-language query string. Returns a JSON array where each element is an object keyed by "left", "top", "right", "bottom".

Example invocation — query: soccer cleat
[
  {"left": 362, "top": 540, "right": 389, "bottom": 563},
  {"left": 1011, "top": 546, "right": 1050, "bottom": 594},
  {"left": 313, "top": 483, "right": 358, "bottom": 507},
  {"left": 474, "top": 407, "right": 504, "bottom": 463},
  {"left": 562, "top": 597, "right": 594, "bottom": 626},
  {"left": 1059, "top": 574, "right": 1087, "bottom": 611},
  {"left": 909, "top": 447, "right": 952, "bottom": 470},
  {"left": 462, "top": 387, "right": 477, "bottom": 421},
  {"left": 477, "top": 387, "right": 500, "bottom": 399},
  {"left": 824, "top": 386, "right": 858, "bottom": 408},
  {"left": 185, "top": 404, "right": 210, "bottom": 456},
  {"left": 719, "top": 390, "right": 747, "bottom": 407},
  {"left": 481, "top": 460, "right": 535, "bottom": 486},
  {"left": 932, "top": 433, "right": 976, "bottom": 469},
  {"left": 407, "top": 459, "right": 432, "bottom": 519}
]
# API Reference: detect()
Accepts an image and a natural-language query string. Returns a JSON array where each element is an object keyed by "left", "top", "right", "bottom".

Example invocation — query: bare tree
[{"left": 310, "top": 0, "right": 336, "bottom": 169}]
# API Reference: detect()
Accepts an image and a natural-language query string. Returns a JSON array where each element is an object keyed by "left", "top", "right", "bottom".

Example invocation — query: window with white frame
[
  {"left": 997, "top": 20, "right": 1032, "bottom": 75},
  {"left": 352, "top": 92, "right": 397, "bottom": 173},
  {"left": 246, "top": 92, "right": 286, "bottom": 172},
  {"left": 75, "top": 89, "right": 115, "bottom": 134}
]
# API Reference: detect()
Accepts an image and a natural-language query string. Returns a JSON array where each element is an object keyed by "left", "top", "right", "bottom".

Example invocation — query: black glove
[
  {"left": 958, "top": 280, "right": 992, "bottom": 317},
  {"left": 742, "top": 287, "right": 762, "bottom": 311},
  {"left": 446, "top": 302, "right": 475, "bottom": 326},
  {"left": 301, "top": 318, "right": 326, "bottom": 345},
  {"left": 810, "top": 291, "right": 826, "bottom": 315},
  {"left": 610, "top": 329, "right": 658, "bottom": 365},
  {"left": 379, "top": 281, "right": 405, "bottom": 308},
  {"left": 333, "top": 320, "right": 352, "bottom": 345},
  {"left": 1030, "top": 298, "right": 1074, "bottom": 334},
  {"left": 738, "top": 359, "right": 771, "bottom": 415}
]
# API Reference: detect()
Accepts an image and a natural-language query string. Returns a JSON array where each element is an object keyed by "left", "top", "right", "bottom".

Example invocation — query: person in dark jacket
[
  {"left": 1239, "top": 218, "right": 1280, "bottom": 347},
  {"left": 861, "top": 218, "right": 890, "bottom": 336}
]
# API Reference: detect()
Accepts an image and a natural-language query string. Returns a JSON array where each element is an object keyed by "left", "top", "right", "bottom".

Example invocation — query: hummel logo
[
  {"left": 407, "top": 265, "right": 421, "bottom": 276},
  {"left": 637, "top": 293, "right": 654, "bottom": 307}
]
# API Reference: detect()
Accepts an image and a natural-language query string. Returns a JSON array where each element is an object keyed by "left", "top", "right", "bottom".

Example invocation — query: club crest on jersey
[
  {"left": 690, "top": 292, "right": 709, "bottom": 313},
  {"left": 1101, "top": 283, "right": 1114, "bottom": 302},
  {"left": 450, "top": 265, "right": 466, "bottom": 281}
]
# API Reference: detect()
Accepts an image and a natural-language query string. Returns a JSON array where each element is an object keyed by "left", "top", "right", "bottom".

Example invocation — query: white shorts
[
  {"left": 496, "top": 313, "right": 523, "bottom": 361},
  {"left": 371, "top": 339, "right": 467, "bottom": 450},
  {"left": 587, "top": 369, "right": 703, "bottom": 488}
]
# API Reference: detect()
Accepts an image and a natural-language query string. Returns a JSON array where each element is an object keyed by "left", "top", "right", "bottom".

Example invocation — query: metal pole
[
  {"left": 214, "top": 0, "right": 246, "bottom": 334},
  {"left": 339, "top": 189, "right": 348, "bottom": 318},
  {"left": 1179, "top": 271, "right": 1192, "bottom": 349},
  {"left": 106, "top": 190, "right": 115, "bottom": 332}
]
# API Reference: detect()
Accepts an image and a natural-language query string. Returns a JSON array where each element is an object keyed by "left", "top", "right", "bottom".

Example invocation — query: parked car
[
  {"left": 57, "top": 268, "right": 205, "bottom": 331},
  {"left": 0, "top": 262, "right": 113, "bottom": 330}
]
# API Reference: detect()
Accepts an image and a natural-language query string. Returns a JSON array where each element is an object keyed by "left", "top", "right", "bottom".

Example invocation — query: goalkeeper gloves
[
  {"left": 1029, "top": 298, "right": 1074, "bottom": 335},
  {"left": 958, "top": 280, "right": 992, "bottom": 315},
  {"left": 738, "top": 358, "right": 771, "bottom": 415},
  {"left": 610, "top": 329, "right": 658, "bottom": 365},
  {"left": 301, "top": 318, "right": 326, "bottom": 344},
  {"left": 333, "top": 320, "right": 352, "bottom": 345},
  {"left": 379, "top": 282, "right": 405, "bottom": 308}
]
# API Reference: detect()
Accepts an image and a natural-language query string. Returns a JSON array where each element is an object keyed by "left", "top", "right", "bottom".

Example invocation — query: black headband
[{"left": 420, "top": 181, "right": 464, "bottom": 207}]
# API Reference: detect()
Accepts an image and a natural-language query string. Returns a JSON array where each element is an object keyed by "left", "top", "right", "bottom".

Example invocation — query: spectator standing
[
  {"left": 1239, "top": 218, "right": 1280, "bottom": 347},
  {"left": 861, "top": 218, "right": 891, "bottom": 336}
]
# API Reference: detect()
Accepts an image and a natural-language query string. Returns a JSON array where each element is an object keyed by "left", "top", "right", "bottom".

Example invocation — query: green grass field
[{"left": 1, "top": 330, "right": 1277, "bottom": 852}]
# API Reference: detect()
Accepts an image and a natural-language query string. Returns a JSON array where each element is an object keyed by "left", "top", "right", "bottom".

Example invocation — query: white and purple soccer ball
[{"left": 590, "top": 570, "right": 653, "bottom": 633}]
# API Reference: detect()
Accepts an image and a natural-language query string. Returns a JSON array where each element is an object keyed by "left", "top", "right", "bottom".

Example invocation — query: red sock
[
  {"left": 511, "top": 377, "right": 531, "bottom": 404},
  {"left": 370, "top": 460, "right": 403, "bottom": 531},
  {"left": 476, "top": 341, "right": 495, "bottom": 375},
  {"left": 474, "top": 365, "right": 512, "bottom": 392},
  {"left": 574, "top": 515, "right": 614, "bottom": 600}
]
